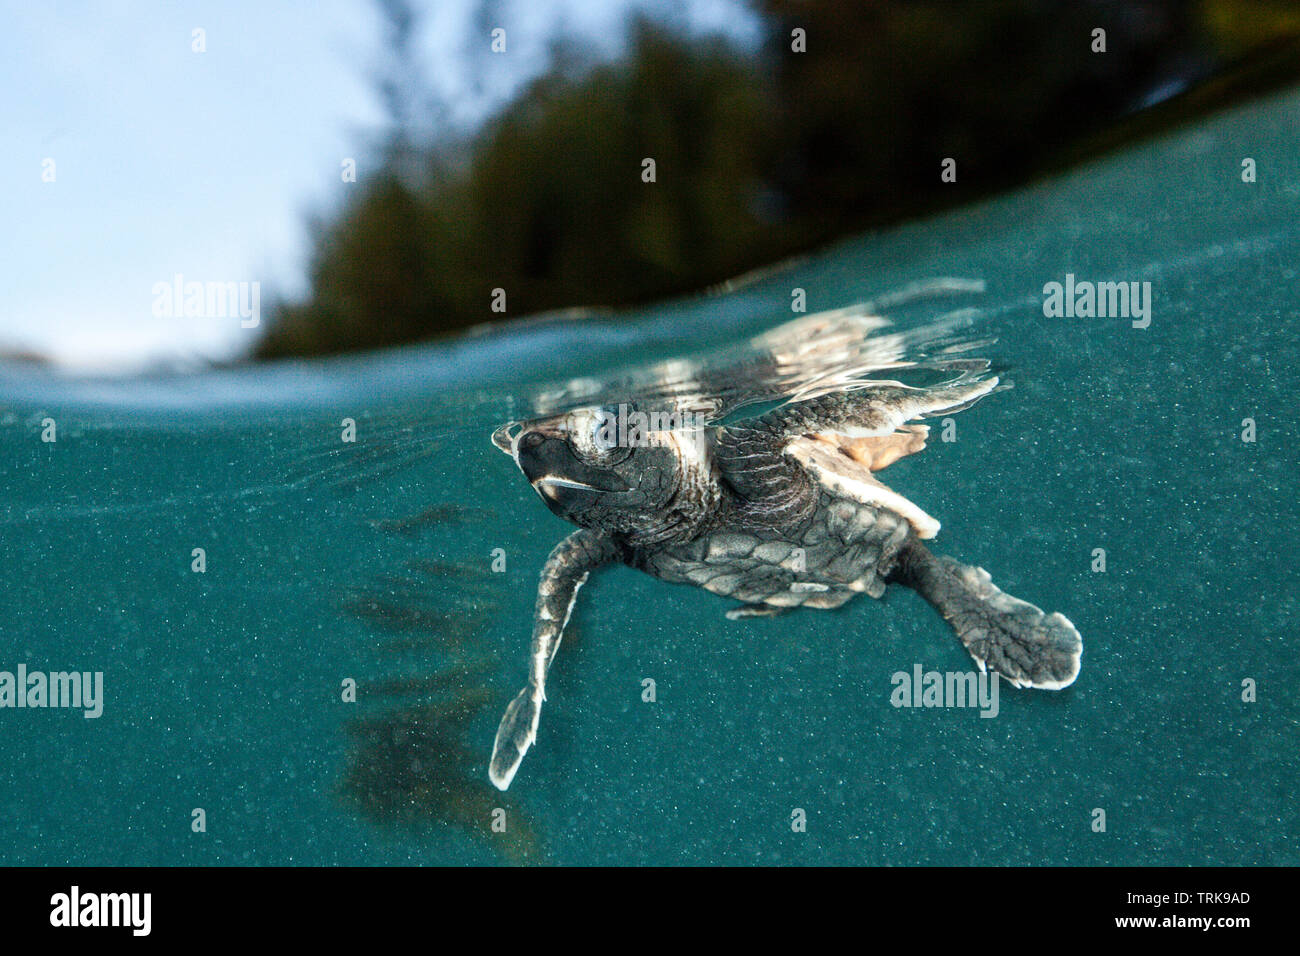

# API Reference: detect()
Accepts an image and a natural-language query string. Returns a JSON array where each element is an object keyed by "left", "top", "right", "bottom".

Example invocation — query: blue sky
[{"left": 1, "top": 0, "right": 758, "bottom": 372}]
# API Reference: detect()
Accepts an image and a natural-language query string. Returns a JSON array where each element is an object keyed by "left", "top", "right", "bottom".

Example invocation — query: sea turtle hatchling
[{"left": 486, "top": 313, "right": 1082, "bottom": 790}]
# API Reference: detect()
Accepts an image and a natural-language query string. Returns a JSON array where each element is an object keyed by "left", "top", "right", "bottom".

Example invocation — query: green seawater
[{"left": 2, "top": 89, "right": 1297, "bottom": 866}]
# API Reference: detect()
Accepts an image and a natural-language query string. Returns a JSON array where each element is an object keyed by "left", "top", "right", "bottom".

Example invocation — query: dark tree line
[{"left": 255, "top": 0, "right": 1299, "bottom": 359}]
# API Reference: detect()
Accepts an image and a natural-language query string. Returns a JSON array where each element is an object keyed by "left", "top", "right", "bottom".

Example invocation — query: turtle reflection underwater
[{"left": 487, "top": 309, "right": 1082, "bottom": 790}]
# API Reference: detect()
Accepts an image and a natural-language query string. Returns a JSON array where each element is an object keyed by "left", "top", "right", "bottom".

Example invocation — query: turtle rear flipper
[{"left": 891, "top": 540, "right": 1082, "bottom": 689}]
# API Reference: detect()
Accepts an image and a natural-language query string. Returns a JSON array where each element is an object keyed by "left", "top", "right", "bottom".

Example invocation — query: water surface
[{"left": 2, "top": 89, "right": 1297, "bottom": 866}]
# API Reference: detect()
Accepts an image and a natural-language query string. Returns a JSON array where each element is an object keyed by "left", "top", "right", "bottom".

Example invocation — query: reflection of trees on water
[{"left": 336, "top": 512, "right": 543, "bottom": 864}]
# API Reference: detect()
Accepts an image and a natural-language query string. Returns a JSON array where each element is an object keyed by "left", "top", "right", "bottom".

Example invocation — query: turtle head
[{"left": 492, "top": 405, "right": 714, "bottom": 541}]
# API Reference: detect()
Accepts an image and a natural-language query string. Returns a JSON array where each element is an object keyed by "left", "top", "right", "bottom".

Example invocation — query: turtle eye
[{"left": 580, "top": 409, "right": 632, "bottom": 465}]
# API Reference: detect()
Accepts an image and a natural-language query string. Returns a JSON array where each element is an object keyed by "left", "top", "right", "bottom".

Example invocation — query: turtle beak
[
  {"left": 515, "top": 428, "right": 629, "bottom": 494},
  {"left": 491, "top": 422, "right": 522, "bottom": 457}
]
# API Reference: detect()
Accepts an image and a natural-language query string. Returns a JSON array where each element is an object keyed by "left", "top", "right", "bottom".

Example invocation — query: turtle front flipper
[
  {"left": 889, "top": 538, "right": 1082, "bottom": 689},
  {"left": 714, "top": 378, "right": 1000, "bottom": 533},
  {"left": 489, "top": 529, "right": 620, "bottom": 790},
  {"left": 766, "top": 377, "right": 1001, "bottom": 441}
]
